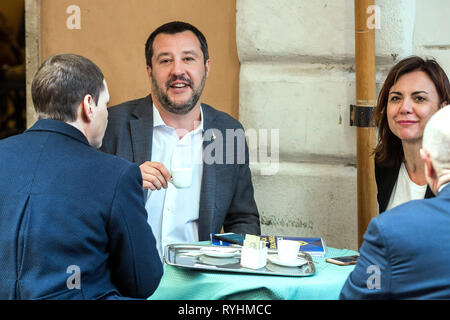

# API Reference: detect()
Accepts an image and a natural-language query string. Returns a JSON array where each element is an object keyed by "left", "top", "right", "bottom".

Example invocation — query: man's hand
[{"left": 139, "top": 161, "right": 171, "bottom": 190}]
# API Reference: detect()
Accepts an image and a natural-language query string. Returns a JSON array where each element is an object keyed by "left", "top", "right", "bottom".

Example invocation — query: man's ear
[
  {"left": 420, "top": 148, "right": 436, "bottom": 181},
  {"left": 146, "top": 65, "right": 152, "bottom": 81},
  {"left": 81, "top": 94, "right": 94, "bottom": 122},
  {"left": 204, "top": 59, "right": 210, "bottom": 78}
]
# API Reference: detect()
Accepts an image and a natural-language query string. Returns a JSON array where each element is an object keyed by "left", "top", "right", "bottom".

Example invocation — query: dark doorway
[{"left": 0, "top": 1, "right": 26, "bottom": 139}]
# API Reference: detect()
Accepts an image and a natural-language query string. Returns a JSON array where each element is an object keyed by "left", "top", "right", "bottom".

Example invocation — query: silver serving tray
[{"left": 163, "top": 243, "right": 316, "bottom": 277}]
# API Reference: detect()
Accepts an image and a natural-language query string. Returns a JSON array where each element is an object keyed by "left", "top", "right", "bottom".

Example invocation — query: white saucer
[
  {"left": 267, "top": 255, "right": 308, "bottom": 267},
  {"left": 199, "top": 247, "right": 239, "bottom": 258}
]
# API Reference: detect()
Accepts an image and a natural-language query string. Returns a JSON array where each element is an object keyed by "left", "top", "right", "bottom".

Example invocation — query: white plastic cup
[
  {"left": 277, "top": 239, "right": 300, "bottom": 263},
  {"left": 171, "top": 168, "right": 193, "bottom": 189},
  {"left": 240, "top": 246, "right": 268, "bottom": 269}
]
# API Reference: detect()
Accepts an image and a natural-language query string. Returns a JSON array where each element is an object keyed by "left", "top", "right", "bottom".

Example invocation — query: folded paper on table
[{"left": 211, "top": 233, "right": 327, "bottom": 257}]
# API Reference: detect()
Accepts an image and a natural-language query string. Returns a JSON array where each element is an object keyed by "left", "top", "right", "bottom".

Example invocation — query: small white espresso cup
[
  {"left": 170, "top": 168, "right": 193, "bottom": 189},
  {"left": 277, "top": 239, "right": 300, "bottom": 263}
]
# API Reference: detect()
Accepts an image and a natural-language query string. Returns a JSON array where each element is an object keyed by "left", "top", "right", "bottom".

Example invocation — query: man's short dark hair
[
  {"left": 145, "top": 21, "right": 209, "bottom": 68},
  {"left": 31, "top": 54, "right": 104, "bottom": 122}
]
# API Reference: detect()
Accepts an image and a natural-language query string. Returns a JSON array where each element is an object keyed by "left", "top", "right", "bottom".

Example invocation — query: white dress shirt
[{"left": 145, "top": 104, "right": 204, "bottom": 258}]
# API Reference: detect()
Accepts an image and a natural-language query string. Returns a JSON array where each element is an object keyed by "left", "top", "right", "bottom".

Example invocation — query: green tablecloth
[{"left": 148, "top": 246, "right": 357, "bottom": 300}]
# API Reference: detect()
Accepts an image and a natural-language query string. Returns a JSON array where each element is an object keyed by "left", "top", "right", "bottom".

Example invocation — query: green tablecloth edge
[{"left": 148, "top": 246, "right": 358, "bottom": 300}]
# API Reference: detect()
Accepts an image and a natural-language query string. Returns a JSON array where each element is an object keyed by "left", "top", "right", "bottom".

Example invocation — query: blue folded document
[{"left": 211, "top": 233, "right": 327, "bottom": 257}]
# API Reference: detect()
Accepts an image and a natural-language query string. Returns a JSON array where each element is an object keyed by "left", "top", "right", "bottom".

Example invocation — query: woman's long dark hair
[{"left": 372, "top": 56, "right": 450, "bottom": 168}]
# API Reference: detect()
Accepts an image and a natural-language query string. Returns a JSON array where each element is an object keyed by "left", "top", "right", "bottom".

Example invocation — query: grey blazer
[{"left": 101, "top": 95, "right": 261, "bottom": 240}]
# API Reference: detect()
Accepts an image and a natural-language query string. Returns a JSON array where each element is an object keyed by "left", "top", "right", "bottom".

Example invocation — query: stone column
[{"left": 25, "top": 0, "right": 40, "bottom": 128}]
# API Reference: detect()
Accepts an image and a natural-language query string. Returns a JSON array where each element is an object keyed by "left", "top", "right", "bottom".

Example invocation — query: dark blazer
[
  {"left": 101, "top": 95, "right": 261, "bottom": 240},
  {"left": 375, "top": 161, "right": 434, "bottom": 213},
  {"left": 340, "top": 184, "right": 450, "bottom": 299},
  {"left": 0, "top": 119, "right": 163, "bottom": 299}
]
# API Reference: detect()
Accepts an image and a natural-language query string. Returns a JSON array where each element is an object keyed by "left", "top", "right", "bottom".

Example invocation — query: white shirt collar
[
  {"left": 152, "top": 103, "right": 204, "bottom": 133},
  {"left": 438, "top": 182, "right": 450, "bottom": 193},
  {"left": 152, "top": 104, "right": 166, "bottom": 128}
]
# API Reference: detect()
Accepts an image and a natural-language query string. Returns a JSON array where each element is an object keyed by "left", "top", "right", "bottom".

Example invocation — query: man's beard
[{"left": 152, "top": 73, "right": 206, "bottom": 115}]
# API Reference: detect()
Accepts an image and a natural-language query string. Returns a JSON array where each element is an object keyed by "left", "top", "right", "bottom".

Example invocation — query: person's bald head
[{"left": 420, "top": 105, "right": 450, "bottom": 193}]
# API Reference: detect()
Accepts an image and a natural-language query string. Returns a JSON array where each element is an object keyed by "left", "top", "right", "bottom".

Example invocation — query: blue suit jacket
[
  {"left": 0, "top": 119, "right": 163, "bottom": 299},
  {"left": 340, "top": 184, "right": 450, "bottom": 299},
  {"left": 100, "top": 95, "right": 261, "bottom": 240}
]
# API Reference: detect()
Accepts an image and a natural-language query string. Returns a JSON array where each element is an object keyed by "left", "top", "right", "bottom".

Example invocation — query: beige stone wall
[{"left": 25, "top": 0, "right": 39, "bottom": 128}]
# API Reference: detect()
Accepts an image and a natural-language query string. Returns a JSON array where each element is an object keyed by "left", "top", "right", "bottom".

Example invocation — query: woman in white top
[{"left": 372, "top": 56, "right": 450, "bottom": 213}]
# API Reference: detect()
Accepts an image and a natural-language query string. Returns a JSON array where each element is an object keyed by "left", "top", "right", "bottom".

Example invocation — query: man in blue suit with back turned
[
  {"left": 0, "top": 54, "right": 162, "bottom": 299},
  {"left": 340, "top": 106, "right": 450, "bottom": 299}
]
